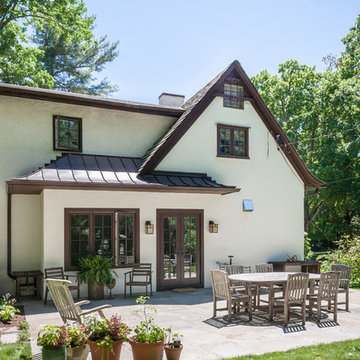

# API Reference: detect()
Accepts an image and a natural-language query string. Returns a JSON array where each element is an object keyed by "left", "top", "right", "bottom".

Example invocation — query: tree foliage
[
  {"left": 251, "top": 15, "right": 360, "bottom": 250},
  {"left": 0, "top": 0, "right": 118, "bottom": 94}
]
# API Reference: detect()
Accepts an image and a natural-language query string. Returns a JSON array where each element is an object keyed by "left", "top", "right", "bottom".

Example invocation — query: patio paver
[{"left": 21, "top": 288, "right": 360, "bottom": 360}]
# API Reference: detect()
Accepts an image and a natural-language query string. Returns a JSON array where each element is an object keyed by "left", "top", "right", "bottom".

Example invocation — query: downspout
[{"left": 7, "top": 192, "right": 15, "bottom": 280}]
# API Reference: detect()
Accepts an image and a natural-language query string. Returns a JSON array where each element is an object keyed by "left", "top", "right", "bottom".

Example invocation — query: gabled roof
[
  {"left": 7, "top": 154, "right": 239, "bottom": 195},
  {"left": 0, "top": 82, "right": 184, "bottom": 117},
  {"left": 139, "top": 60, "right": 325, "bottom": 189}
]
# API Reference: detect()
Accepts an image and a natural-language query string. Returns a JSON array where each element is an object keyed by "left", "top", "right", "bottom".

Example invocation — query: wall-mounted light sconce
[
  {"left": 243, "top": 199, "right": 254, "bottom": 212},
  {"left": 209, "top": 221, "right": 218, "bottom": 233},
  {"left": 145, "top": 221, "right": 154, "bottom": 234}
]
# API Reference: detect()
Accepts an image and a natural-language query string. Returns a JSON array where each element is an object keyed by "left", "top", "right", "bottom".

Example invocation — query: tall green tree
[
  {"left": 252, "top": 46, "right": 360, "bottom": 249},
  {"left": 0, "top": 0, "right": 118, "bottom": 94}
]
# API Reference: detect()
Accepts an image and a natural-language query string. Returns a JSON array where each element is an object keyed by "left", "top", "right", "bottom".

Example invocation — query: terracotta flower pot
[
  {"left": 88, "top": 339, "right": 124, "bottom": 360},
  {"left": 42, "top": 345, "right": 67, "bottom": 360},
  {"left": 88, "top": 283, "right": 104, "bottom": 300},
  {"left": 164, "top": 344, "right": 183, "bottom": 360},
  {"left": 129, "top": 335, "right": 164, "bottom": 360},
  {"left": 66, "top": 344, "right": 90, "bottom": 360}
]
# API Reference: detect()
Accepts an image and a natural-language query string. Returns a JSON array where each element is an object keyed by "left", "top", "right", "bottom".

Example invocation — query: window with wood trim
[
  {"left": 217, "top": 124, "right": 249, "bottom": 158},
  {"left": 223, "top": 79, "right": 244, "bottom": 109},
  {"left": 53, "top": 115, "right": 82, "bottom": 152},
  {"left": 65, "top": 209, "right": 139, "bottom": 270}
]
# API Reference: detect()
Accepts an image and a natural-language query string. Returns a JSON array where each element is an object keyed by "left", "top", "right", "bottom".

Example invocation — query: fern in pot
[{"left": 78, "top": 255, "right": 117, "bottom": 300}]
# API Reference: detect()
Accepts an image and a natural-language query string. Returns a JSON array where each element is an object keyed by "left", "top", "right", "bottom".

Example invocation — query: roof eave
[
  {"left": 0, "top": 83, "right": 184, "bottom": 117},
  {"left": 6, "top": 180, "right": 240, "bottom": 196}
]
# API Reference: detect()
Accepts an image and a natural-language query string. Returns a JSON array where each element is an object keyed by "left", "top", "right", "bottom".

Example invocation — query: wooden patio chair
[
  {"left": 124, "top": 263, "right": 152, "bottom": 298},
  {"left": 331, "top": 264, "right": 352, "bottom": 311},
  {"left": 46, "top": 279, "right": 112, "bottom": 324},
  {"left": 44, "top": 266, "right": 80, "bottom": 305},
  {"left": 255, "top": 263, "right": 281, "bottom": 307},
  {"left": 210, "top": 270, "right": 252, "bottom": 322},
  {"left": 225, "top": 265, "right": 256, "bottom": 306},
  {"left": 269, "top": 273, "right": 309, "bottom": 326},
  {"left": 307, "top": 271, "right": 340, "bottom": 322}
]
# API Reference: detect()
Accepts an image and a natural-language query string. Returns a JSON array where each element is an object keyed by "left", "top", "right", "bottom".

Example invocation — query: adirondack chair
[{"left": 46, "top": 279, "right": 112, "bottom": 324}]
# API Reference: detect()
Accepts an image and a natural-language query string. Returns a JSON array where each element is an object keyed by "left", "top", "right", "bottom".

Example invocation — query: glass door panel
[
  {"left": 183, "top": 217, "right": 197, "bottom": 279},
  {"left": 163, "top": 217, "right": 178, "bottom": 281}
]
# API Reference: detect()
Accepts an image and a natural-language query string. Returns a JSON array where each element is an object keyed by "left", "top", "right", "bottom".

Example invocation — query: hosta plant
[
  {"left": 0, "top": 293, "right": 19, "bottom": 322},
  {"left": 37, "top": 325, "right": 70, "bottom": 347}
]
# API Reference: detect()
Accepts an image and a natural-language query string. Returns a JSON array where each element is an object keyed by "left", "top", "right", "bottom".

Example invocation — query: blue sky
[{"left": 85, "top": 0, "right": 360, "bottom": 104}]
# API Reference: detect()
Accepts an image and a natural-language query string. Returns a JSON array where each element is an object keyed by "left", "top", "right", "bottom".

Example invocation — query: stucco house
[{"left": 0, "top": 60, "right": 325, "bottom": 297}]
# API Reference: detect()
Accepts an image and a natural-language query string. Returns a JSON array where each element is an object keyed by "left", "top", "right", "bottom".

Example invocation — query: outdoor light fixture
[
  {"left": 209, "top": 221, "right": 218, "bottom": 233},
  {"left": 145, "top": 221, "right": 154, "bottom": 234}
]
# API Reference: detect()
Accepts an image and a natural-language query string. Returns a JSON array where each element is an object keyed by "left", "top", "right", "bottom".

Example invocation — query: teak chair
[
  {"left": 307, "top": 271, "right": 340, "bottom": 322},
  {"left": 210, "top": 269, "right": 252, "bottom": 322},
  {"left": 124, "top": 263, "right": 152, "bottom": 298},
  {"left": 331, "top": 264, "right": 352, "bottom": 311},
  {"left": 46, "top": 279, "right": 112, "bottom": 324},
  {"left": 255, "top": 263, "right": 281, "bottom": 307},
  {"left": 225, "top": 265, "right": 256, "bottom": 306},
  {"left": 269, "top": 273, "right": 309, "bottom": 326},
  {"left": 44, "top": 266, "right": 80, "bottom": 305}
]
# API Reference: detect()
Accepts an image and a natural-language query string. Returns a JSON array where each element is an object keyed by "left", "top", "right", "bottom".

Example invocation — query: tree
[
  {"left": 0, "top": 0, "right": 118, "bottom": 94},
  {"left": 252, "top": 58, "right": 360, "bottom": 250}
]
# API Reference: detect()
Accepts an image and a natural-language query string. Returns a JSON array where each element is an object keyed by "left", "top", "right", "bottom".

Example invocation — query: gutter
[{"left": 7, "top": 193, "right": 15, "bottom": 280}]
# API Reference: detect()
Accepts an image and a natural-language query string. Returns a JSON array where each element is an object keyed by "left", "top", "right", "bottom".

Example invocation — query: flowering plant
[
  {"left": 37, "top": 325, "right": 70, "bottom": 347},
  {"left": 85, "top": 315, "right": 130, "bottom": 348},
  {"left": 133, "top": 296, "right": 166, "bottom": 343},
  {"left": 67, "top": 325, "right": 88, "bottom": 347}
]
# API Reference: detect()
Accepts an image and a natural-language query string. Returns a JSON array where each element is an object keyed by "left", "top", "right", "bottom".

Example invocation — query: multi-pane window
[
  {"left": 223, "top": 79, "right": 244, "bottom": 109},
  {"left": 53, "top": 115, "right": 82, "bottom": 152},
  {"left": 217, "top": 124, "right": 249, "bottom": 158},
  {"left": 65, "top": 209, "right": 139, "bottom": 270}
]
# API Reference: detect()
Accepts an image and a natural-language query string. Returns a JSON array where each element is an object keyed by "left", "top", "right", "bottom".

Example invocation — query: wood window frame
[
  {"left": 53, "top": 115, "right": 83, "bottom": 152},
  {"left": 64, "top": 208, "right": 139, "bottom": 271},
  {"left": 223, "top": 78, "right": 244, "bottom": 110},
  {"left": 217, "top": 124, "right": 249, "bottom": 159}
]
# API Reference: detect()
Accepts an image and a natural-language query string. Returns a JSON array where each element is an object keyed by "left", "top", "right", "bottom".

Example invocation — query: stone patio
[{"left": 21, "top": 288, "right": 360, "bottom": 360}]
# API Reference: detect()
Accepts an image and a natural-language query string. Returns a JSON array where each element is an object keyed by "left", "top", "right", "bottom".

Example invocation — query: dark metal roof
[{"left": 9, "top": 154, "right": 238, "bottom": 194}]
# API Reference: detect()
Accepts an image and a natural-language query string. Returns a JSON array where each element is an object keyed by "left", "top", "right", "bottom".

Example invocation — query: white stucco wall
[
  {"left": 0, "top": 95, "right": 175, "bottom": 293},
  {"left": 156, "top": 97, "right": 305, "bottom": 263},
  {"left": 11, "top": 195, "right": 42, "bottom": 271},
  {"left": 1, "top": 95, "right": 306, "bottom": 296}
]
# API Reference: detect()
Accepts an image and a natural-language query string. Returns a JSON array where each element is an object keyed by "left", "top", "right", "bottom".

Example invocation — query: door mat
[{"left": 172, "top": 288, "right": 197, "bottom": 293}]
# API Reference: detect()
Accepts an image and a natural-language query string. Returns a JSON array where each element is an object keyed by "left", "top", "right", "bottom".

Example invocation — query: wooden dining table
[{"left": 229, "top": 272, "right": 321, "bottom": 314}]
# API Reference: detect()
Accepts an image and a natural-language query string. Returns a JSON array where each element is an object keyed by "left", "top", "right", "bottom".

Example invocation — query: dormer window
[
  {"left": 53, "top": 115, "right": 82, "bottom": 152},
  {"left": 223, "top": 79, "right": 244, "bottom": 109},
  {"left": 217, "top": 124, "right": 249, "bottom": 158}
]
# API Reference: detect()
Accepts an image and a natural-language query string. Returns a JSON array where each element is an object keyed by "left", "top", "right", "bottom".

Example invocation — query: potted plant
[
  {"left": 37, "top": 325, "right": 70, "bottom": 360},
  {"left": 66, "top": 325, "right": 90, "bottom": 360},
  {"left": 78, "top": 255, "right": 117, "bottom": 300},
  {"left": 85, "top": 314, "right": 130, "bottom": 360},
  {"left": 129, "top": 296, "right": 166, "bottom": 360},
  {"left": 164, "top": 329, "right": 183, "bottom": 360}
]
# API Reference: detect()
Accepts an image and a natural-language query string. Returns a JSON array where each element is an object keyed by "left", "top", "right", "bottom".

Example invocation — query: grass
[
  {"left": 0, "top": 342, "right": 32, "bottom": 360},
  {"left": 223, "top": 339, "right": 360, "bottom": 360}
]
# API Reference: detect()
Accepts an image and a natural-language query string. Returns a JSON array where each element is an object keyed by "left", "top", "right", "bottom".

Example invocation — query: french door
[{"left": 157, "top": 209, "right": 203, "bottom": 290}]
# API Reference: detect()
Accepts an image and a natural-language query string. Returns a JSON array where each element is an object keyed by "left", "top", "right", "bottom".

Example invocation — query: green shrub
[
  {"left": 317, "top": 235, "right": 360, "bottom": 288},
  {"left": 19, "top": 321, "right": 29, "bottom": 331},
  {"left": 0, "top": 294, "right": 19, "bottom": 322}
]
